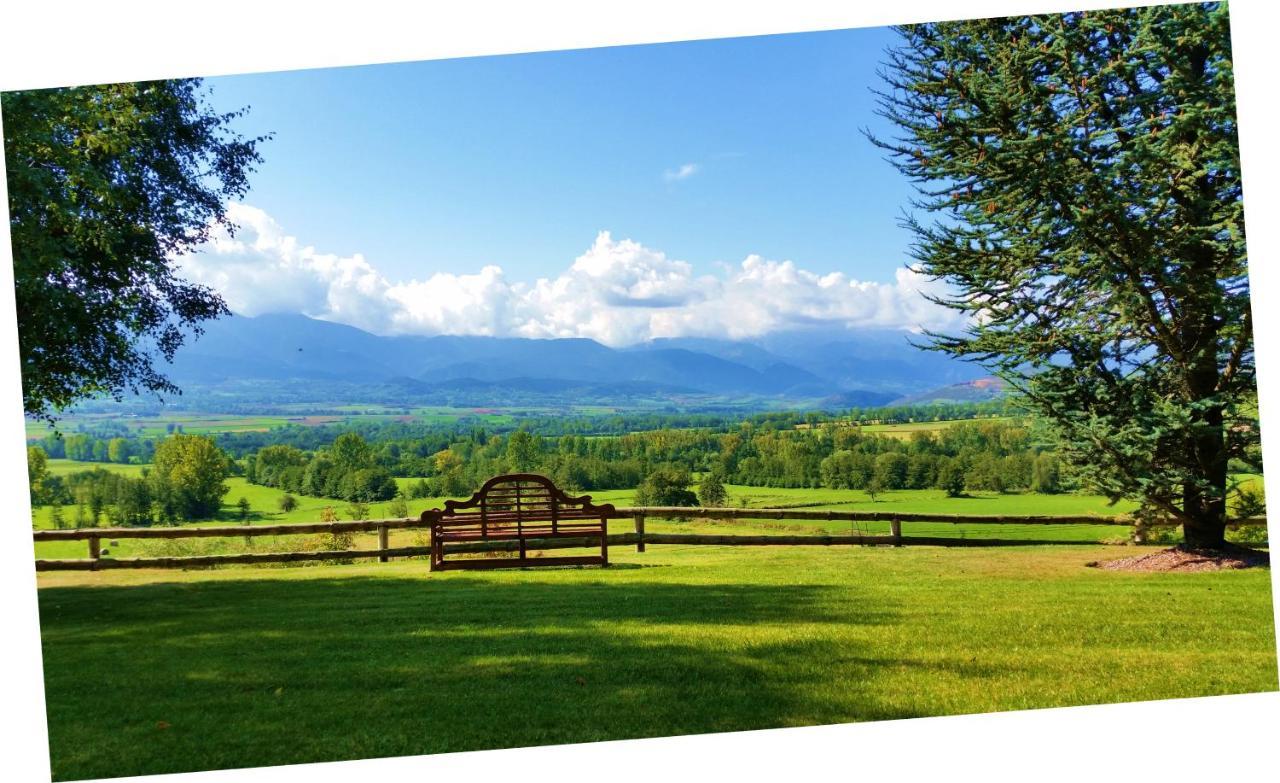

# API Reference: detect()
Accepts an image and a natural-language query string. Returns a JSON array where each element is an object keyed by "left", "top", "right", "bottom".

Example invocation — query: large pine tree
[{"left": 870, "top": 2, "right": 1255, "bottom": 548}]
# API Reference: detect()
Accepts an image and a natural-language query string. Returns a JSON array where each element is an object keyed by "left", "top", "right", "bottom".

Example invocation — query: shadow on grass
[{"left": 38, "top": 575, "right": 908, "bottom": 781}]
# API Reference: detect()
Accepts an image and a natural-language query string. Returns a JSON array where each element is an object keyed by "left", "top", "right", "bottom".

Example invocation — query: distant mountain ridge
[
  {"left": 160, "top": 313, "right": 990, "bottom": 407},
  {"left": 889, "top": 377, "right": 1008, "bottom": 406}
]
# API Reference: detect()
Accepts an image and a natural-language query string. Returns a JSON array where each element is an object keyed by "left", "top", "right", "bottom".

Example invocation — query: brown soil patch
[
  {"left": 299, "top": 416, "right": 341, "bottom": 425},
  {"left": 1090, "top": 546, "right": 1270, "bottom": 572}
]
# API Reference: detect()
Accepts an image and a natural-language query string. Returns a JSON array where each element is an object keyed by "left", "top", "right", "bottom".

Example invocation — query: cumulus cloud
[
  {"left": 663, "top": 163, "right": 699, "bottom": 182},
  {"left": 177, "top": 203, "right": 964, "bottom": 346}
]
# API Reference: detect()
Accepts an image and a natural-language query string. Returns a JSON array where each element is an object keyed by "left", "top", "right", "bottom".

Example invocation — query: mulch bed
[{"left": 1089, "top": 546, "right": 1270, "bottom": 572}]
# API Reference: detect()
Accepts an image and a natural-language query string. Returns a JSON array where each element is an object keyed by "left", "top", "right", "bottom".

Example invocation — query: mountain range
[{"left": 159, "top": 313, "right": 993, "bottom": 409}]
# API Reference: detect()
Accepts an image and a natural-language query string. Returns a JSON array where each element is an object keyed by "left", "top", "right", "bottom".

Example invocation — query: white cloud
[
  {"left": 663, "top": 163, "right": 699, "bottom": 182},
  {"left": 177, "top": 203, "right": 965, "bottom": 346},
  {"left": 178, "top": 205, "right": 394, "bottom": 334}
]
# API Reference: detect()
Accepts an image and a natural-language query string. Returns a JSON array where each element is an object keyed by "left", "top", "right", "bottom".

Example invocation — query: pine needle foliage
[{"left": 868, "top": 3, "right": 1254, "bottom": 547}]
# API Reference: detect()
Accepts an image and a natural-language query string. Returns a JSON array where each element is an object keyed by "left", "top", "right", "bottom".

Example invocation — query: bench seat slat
[
  {"left": 436, "top": 520, "right": 605, "bottom": 529},
  {"left": 436, "top": 529, "right": 603, "bottom": 542},
  {"left": 435, "top": 511, "right": 604, "bottom": 522},
  {"left": 436, "top": 526, "right": 606, "bottom": 537}
]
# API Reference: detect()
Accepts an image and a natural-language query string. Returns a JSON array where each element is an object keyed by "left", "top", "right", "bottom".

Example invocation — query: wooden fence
[{"left": 32, "top": 507, "right": 1267, "bottom": 571}]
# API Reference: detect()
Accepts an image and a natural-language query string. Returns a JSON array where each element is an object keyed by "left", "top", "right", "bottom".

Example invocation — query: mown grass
[{"left": 36, "top": 544, "right": 1278, "bottom": 781}]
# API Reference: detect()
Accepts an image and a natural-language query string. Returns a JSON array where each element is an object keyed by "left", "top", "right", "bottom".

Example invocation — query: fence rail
[
  {"left": 31, "top": 507, "right": 1267, "bottom": 572},
  {"left": 623, "top": 507, "right": 1268, "bottom": 527},
  {"left": 31, "top": 517, "right": 421, "bottom": 541}
]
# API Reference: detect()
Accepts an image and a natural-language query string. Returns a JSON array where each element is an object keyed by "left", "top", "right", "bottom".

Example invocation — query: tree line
[
  {"left": 28, "top": 435, "right": 230, "bottom": 527},
  {"left": 243, "top": 418, "right": 1067, "bottom": 504},
  {"left": 32, "top": 432, "right": 156, "bottom": 464}
]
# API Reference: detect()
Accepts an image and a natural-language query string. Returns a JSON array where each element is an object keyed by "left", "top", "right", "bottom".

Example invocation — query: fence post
[
  {"left": 634, "top": 513, "right": 646, "bottom": 553},
  {"left": 890, "top": 515, "right": 902, "bottom": 547},
  {"left": 88, "top": 535, "right": 100, "bottom": 569},
  {"left": 378, "top": 523, "right": 390, "bottom": 563}
]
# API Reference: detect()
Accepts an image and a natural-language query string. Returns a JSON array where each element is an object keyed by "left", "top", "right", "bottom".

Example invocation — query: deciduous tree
[
  {"left": 697, "top": 471, "right": 728, "bottom": 507},
  {"left": 26, "top": 445, "right": 48, "bottom": 505},
  {"left": 151, "top": 434, "right": 229, "bottom": 520},
  {"left": 3, "top": 80, "right": 267, "bottom": 420},
  {"left": 635, "top": 468, "right": 697, "bottom": 507}
]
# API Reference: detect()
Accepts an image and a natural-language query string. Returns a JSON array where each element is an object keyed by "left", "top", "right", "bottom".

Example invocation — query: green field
[
  {"left": 24, "top": 405, "right": 616, "bottom": 440},
  {"left": 42, "top": 459, "right": 150, "bottom": 478},
  {"left": 796, "top": 415, "right": 1014, "bottom": 439},
  {"left": 28, "top": 414, "right": 295, "bottom": 439},
  {"left": 35, "top": 544, "right": 1278, "bottom": 780},
  {"left": 29, "top": 461, "right": 1269, "bottom": 562},
  {"left": 31, "top": 459, "right": 1156, "bottom": 559}
]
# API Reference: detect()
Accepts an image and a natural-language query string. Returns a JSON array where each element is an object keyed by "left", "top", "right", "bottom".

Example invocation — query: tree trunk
[
  {"left": 1171, "top": 47, "right": 1231, "bottom": 552},
  {"left": 1182, "top": 468, "right": 1227, "bottom": 549},
  {"left": 1181, "top": 322, "right": 1229, "bottom": 548}
]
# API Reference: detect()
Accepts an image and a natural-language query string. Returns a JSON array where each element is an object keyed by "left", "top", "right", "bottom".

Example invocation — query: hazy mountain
[
  {"left": 161, "top": 313, "right": 984, "bottom": 407},
  {"left": 629, "top": 329, "right": 990, "bottom": 394},
  {"left": 752, "top": 329, "right": 989, "bottom": 395},
  {"left": 889, "top": 377, "right": 1008, "bottom": 406}
]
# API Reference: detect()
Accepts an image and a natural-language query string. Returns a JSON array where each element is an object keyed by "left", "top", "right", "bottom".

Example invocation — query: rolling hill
[{"left": 888, "top": 377, "right": 1008, "bottom": 406}]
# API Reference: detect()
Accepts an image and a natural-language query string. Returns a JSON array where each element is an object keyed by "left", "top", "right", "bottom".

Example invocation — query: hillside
[{"left": 889, "top": 377, "right": 1008, "bottom": 406}]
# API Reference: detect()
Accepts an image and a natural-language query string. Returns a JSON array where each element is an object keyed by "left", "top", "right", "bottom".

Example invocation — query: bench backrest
[{"left": 422, "top": 473, "right": 615, "bottom": 538}]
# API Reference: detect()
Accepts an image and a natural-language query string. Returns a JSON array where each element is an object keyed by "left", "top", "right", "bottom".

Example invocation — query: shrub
[
  {"left": 315, "top": 529, "right": 356, "bottom": 564},
  {"left": 1030, "top": 453, "right": 1061, "bottom": 493},
  {"left": 635, "top": 468, "right": 698, "bottom": 507},
  {"left": 1232, "top": 484, "right": 1266, "bottom": 519},
  {"left": 406, "top": 479, "right": 432, "bottom": 499}
]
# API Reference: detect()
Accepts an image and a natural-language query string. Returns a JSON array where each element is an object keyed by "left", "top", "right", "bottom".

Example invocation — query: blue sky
[{"left": 185, "top": 24, "right": 959, "bottom": 344}]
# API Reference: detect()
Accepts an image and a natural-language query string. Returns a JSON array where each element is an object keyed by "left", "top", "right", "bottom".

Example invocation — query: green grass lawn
[{"left": 35, "top": 544, "right": 1278, "bottom": 781}]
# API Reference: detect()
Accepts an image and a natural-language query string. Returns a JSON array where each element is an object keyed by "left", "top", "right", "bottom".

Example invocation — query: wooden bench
[{"left": 422, "top": 473, "right": 614, "bottom": 571}]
